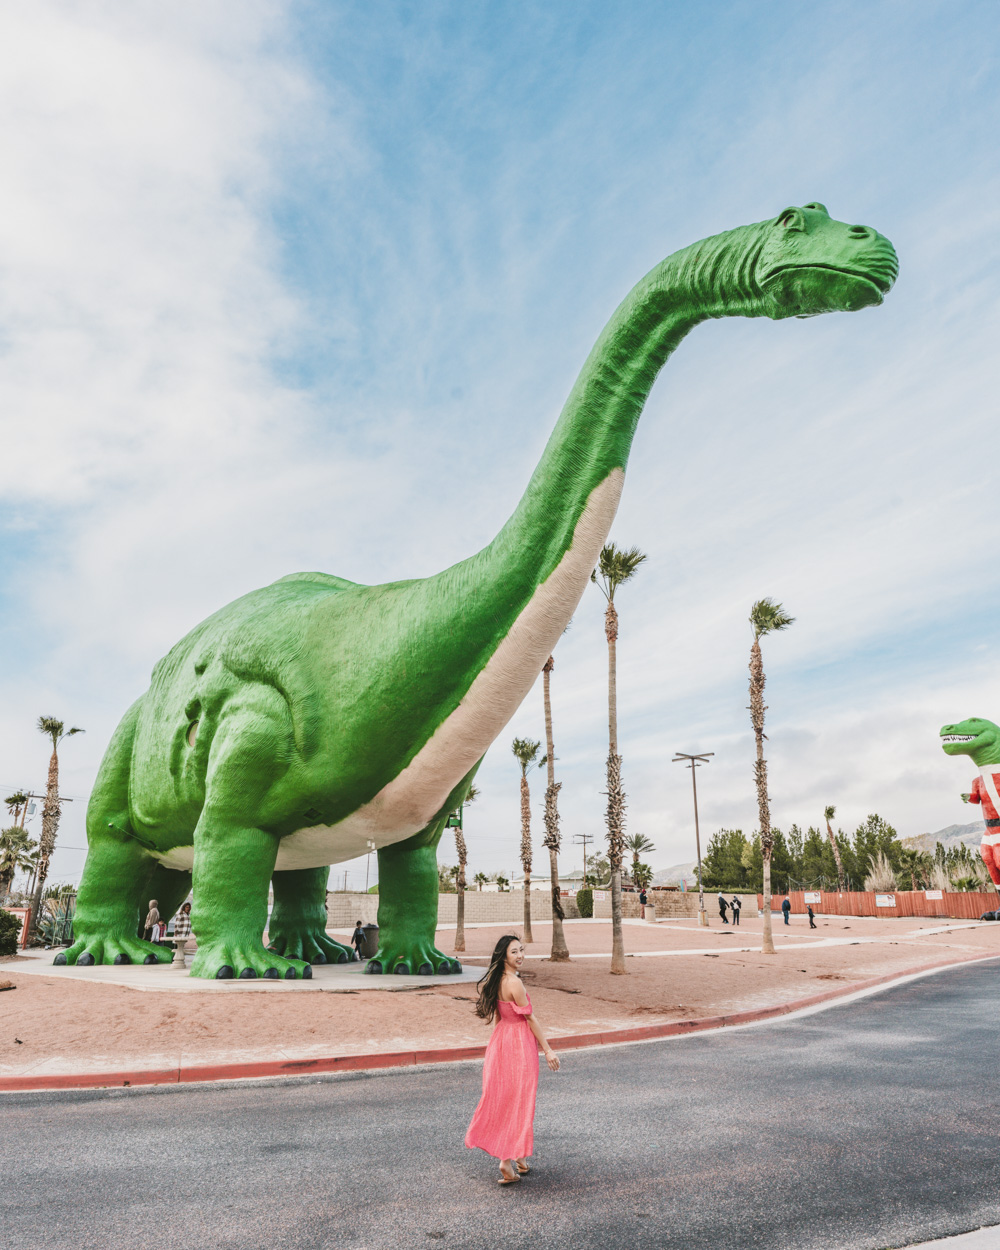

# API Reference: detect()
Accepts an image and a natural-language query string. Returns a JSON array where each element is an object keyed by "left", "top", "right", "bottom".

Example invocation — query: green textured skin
[
  {"left": 940, "top": 718, "right": 1000, "bottom": 768},
  {"left": 62, "top": 205, "right": 896, "bottom": 979}
]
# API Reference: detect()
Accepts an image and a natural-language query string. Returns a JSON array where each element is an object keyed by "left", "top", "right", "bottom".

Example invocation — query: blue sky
[{"left": 1, "top": 0, "right": 998, "bottom": 890}]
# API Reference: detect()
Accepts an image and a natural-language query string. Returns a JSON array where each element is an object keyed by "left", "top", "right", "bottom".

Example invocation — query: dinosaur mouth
[
  {"left": 942, "top": 735, "right": 977, "bottom": 744},
  {"left": 765, "top": 263, "right": 893, "bottom": 296}
]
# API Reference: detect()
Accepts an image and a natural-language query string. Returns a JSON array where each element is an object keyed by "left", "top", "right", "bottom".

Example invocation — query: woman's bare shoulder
[{"left": 502, "top": 974, "right": 529, "bottom": 1006}]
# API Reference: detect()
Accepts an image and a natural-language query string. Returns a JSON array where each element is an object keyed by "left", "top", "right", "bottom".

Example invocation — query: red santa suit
[{"left": 966, "top": 769, "right": 1000, "bottom": 886}]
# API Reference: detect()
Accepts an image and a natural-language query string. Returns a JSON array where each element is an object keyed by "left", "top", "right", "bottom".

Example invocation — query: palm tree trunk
[
  {"left": 520, "top": 774, "right": 533, "bottom": 944},
  {"left": 542, "top": 656, "right": 569, "bottom": 962},
  {"left": 749, "top": 638, "right": 775, "bottom": 955},
  {"left": 605, "top": 603, "right": 627, "bottom": 974},
  {"left": 826, "top": 818, "right": 846, "bottom": 892},
  {"left": 454, "top": 827, "right": 467, "bottom": 952},
  {"left": 29, "top": 747, "right": 60, "bottom": 938}
]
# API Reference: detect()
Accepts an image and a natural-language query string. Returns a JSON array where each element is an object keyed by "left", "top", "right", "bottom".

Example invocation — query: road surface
[{"left": 5, "top": 961, "right": 1000, "bottom": 1249}]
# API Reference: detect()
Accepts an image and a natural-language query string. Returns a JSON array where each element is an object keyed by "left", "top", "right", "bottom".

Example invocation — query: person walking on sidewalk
[
  {"left": 730, "top": 896, "right": 741, "bottom": 926},
  {"left": 351, "top": 920, "right": 366, "bottom": 960},
  {"left": 781, "top": 896, "right": 791, "bottom": 925},
  {"left": 638, "top": 887, "right": 647, "bottom": 919},
  {"left": 807, "top": 904, "right": 817, "bottom": 929},
  {"left": 466, "top": 934, "right": 560, "bottom": 1185},
  {"left": 718, "top": 892, "right": 729, "bottom": 924}
]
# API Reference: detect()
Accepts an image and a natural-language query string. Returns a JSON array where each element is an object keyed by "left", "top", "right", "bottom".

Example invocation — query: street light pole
[{"left": 672, "top": 752, "right": 714, "bottom": 928}]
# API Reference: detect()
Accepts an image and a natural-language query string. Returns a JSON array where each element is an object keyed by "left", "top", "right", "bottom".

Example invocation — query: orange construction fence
[{"left": 755, "top": 889, "right": 999, "bottom": 920}]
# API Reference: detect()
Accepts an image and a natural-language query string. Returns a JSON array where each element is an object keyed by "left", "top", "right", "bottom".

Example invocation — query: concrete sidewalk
[{"left": 11, "top": 947, "right": 481, "bottom": 992}]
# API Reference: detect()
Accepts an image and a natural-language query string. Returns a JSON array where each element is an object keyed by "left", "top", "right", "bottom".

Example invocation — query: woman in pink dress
[{"left": 465, "top": 934, "right": 561, "bottom": 1184}]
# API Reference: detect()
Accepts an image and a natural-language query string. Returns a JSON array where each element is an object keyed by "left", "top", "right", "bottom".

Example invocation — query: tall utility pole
[
  {"left": 672, "top": 752, "right": 713, "bottom": 928},
  {"left": 572, "top": 832, "right": 594, "bottom": 886}
]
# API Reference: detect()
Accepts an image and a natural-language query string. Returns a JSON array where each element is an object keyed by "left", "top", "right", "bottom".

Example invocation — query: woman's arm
[{"left": 510, "top": 976, "right": 561, "bottom": 1072}]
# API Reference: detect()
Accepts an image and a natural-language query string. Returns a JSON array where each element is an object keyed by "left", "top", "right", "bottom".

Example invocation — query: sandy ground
[{"left": 2, "top": 915, "right": 998, "bottom": 1077}]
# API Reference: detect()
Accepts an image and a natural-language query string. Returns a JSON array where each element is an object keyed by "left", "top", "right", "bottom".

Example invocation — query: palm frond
[
  {"left": 823, "top": 805, "right": 836, "bottom": 821},
  {"left": 511, "top": 736, "right": 542, "bottom": 775},
  {"left": 749, "top": 597, "right": 794, "bottom": 640},
  {"left": 593, "top": 543, "right": 648, "bottom": 602}
]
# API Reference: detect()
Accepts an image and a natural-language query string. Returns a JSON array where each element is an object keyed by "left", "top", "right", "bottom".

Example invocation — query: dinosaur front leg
[
  {"left": 187, "top": 816, "right": 311, "bottom": 980},
  {"left": 368, "top": 827, "right": 461, "bottom": 976},
  {"left": 57, "top": 831, "right": 172, "bottom": 967},
  {"left": 268, "top": 867, "right": 353, "bottom": 965}
]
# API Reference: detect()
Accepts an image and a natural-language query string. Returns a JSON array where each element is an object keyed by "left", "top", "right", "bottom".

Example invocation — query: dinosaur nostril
[{"left": 849, "top": 225, "right": 870, "bottom": 237}]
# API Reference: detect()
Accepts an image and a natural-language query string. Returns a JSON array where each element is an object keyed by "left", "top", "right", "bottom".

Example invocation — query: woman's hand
[{"left": 545, "top": 1048, "right": 561, "bottom": 1072}]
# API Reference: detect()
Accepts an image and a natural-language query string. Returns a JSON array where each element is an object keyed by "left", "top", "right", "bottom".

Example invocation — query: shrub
[
  {"left": 576, "top": 887, "right": 593, "bottom": 918},
  {"left": 0, "top": 907, "right": 22, "bottom": 957}
]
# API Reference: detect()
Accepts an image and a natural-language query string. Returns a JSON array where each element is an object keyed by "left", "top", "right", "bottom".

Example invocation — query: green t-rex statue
[{"left": 59, "top": 203, "right": 897, "bottom": 980}]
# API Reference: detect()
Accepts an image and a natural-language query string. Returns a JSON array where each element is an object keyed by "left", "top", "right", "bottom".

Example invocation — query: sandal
[
  {"left": 498, "top": 1164, "right": 520, "bottom": 1185},
  {"left": 516, "top": 1160, "right": 530, "bottom": 1175}
]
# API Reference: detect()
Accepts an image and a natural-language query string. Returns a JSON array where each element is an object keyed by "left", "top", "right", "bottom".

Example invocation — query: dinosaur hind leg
[{"left": 268, "top": 867, "right": 354, "bottom": 964}]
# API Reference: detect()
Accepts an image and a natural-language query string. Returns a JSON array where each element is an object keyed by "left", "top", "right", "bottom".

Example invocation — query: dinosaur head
[
  {"left": 940, "top": 718, "right": 1000, "bottom": 767},
  {"left": 756, "top": 203, "right": 898, "bottom": 319}
]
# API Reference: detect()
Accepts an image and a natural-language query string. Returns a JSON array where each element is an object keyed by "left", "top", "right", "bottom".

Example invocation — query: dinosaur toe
[
  {"left": 53, "top": 952, "right": 67, "bottom": 965},
  {"left": 263, "top": 968, "right": 280, "bottom": 980},
  {"left": 417, "top": 962, "right": 434, "bottom": 977},
  {"left": 113, "top": 953, "right": 132, "bottom": 965},
  {"left": 78, "top": 952, "right": 94, "bottom": 966},
  {"left": 366, "top": 960, "right": 384, "bottom": 975},
  {"left": 216, "top": 965, "right": 234, "bottom": 980},
  {"left": 239, "top": 967, "right": 258, "bottom": 979}
]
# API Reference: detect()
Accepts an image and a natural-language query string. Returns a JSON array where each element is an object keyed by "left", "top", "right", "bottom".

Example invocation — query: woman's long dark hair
[{"left": 474, "top": 934, "right": 521, "bottom": 1023}]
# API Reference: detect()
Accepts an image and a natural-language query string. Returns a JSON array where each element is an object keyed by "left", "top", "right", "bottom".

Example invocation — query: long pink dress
[{"left": 465, "top": 996, "right": 539, "bottom": 1160}]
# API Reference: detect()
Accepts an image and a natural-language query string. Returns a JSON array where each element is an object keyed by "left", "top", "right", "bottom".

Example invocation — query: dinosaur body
[
  {"left": 940, "top": 718, "right": 1000, "bottom": 893},
  {"left": 60, "top": 204, "right": 897, "bottom": 979}
]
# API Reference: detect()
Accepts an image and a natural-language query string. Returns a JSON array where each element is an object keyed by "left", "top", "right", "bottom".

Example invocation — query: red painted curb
[{"left": 2, "top": 953, "right": 994, "bottom": 1093}]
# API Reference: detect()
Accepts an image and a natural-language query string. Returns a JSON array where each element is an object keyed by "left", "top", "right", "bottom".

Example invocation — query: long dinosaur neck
[{"left": 480, "top": 222, "right": 769, "bottom": 592}]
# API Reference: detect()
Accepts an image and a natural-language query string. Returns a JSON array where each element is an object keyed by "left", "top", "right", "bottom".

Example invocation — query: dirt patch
[{"left": 2, "top": 916, "right": 998, "bottom": 1078}]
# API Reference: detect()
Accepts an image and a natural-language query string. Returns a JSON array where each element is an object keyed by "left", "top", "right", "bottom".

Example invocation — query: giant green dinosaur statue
[{"left": 59, "top": 204, "right": 897, "bottom": 979}]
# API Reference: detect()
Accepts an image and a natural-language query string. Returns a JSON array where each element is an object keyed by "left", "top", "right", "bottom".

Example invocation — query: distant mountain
[
  {"left": 902, "top": 821, "right": 985, "bottom": 854},
  {"left": 652, "top": 861, "right": 697, "bottom": 886}
]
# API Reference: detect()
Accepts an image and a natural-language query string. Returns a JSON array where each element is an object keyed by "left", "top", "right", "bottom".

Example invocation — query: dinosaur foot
[
  {"left": 56, "top": 935, "right": 172, "bottom": 968},
  {"left": 267, "top": 929, "right": 353, "bottom": 966},
  {"left": 365, "top": 942, "right": 461, "bottom": 977},
  {"left": 190, "top": 940, "right": 311, "bottom": 981}
]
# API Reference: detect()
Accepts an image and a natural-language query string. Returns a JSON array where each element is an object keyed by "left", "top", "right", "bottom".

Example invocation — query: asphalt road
[{"left": 4, "top": 962, "right": 1000, "bottom": 1250}]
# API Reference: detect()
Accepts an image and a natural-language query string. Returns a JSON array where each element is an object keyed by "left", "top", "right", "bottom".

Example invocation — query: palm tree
[
  {"left": 452, "top": 784, "right": 478, "bottom": 953},
  {"left": 541, "top": 654, "right": 570, "bottom": 962},
  {"left": 592, "top": 542, "right": 647, "bottom": 975},
  {"left": 748, "top": 598, "right": 793, "bottom": 956},
  {"left": 897, "top": 847, "right": 932, "bottom": 892},
  {"left": 29, "top": 717, "right": 84, "bottom": 937},
  {"left": 824, "top": 805, "right": 847, "bottom": 891},
  {"left": 511, "top": 738, "right": 543, "bottom": 943},
  {"left": 4, "top": 791, "right": 30, "bottom": 828},
  {"left": 0, "top": 826, "right": 38, "bottom": 897},
  {"left": 624, "top": 832, "right": 655, "bottom": 883},
  {"left": 473, "top": 872, "right": 489, "bottom": 891}
]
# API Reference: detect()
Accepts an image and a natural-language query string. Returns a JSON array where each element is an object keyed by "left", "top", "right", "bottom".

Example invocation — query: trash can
[
  {"left": 361, "top": 923, "right": 380, "bottom": 959},
  {"left": 644, "top": 906, "right": 657, "bottom": 924}
]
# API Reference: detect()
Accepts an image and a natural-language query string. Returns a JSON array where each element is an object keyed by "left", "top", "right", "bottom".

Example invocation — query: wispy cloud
[{"left": 2, "top": 2, "right": 998, "bottom": 889}]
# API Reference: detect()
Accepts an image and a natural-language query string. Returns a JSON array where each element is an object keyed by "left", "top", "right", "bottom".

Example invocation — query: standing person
[
  {"left": 466, "top": 934, "right": 560, "bottom": 1184},
  {"left": 781, "top": 896, "right": 791, "bottom": 925},
  {"left": 172, "top": 902, "right": 192, "bottom": 948},
  {"left": 718, "top": 892, "right": 729, "bottom": 924},
  {"left": 638, "top": 887, "right": 648, "bottom": 920},
  {"left": 807, "top": 904, "right": 817, "bottom": 930},
  {"left": 730, "top": 896, "right": 741, "bottom": 926},
  {"left": 351, "top": 920, "right": 366, "bottom": 960},
  {"left": 142, "top": 899, "right": 160, "bottom": 943}
]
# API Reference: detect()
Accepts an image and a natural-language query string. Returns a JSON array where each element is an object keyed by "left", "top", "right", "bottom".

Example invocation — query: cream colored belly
[{"left": 154, "top": 473, "right": 622, "bottom": 875}]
